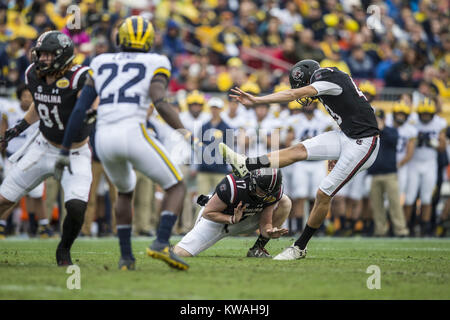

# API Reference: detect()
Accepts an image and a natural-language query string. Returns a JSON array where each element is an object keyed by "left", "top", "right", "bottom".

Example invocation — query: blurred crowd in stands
[{"left": 0, "top": 0, "right": 449, "bottom": 240}]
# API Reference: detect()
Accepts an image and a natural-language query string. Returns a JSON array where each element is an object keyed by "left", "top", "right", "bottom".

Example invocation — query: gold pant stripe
[{"left": 140, "top": 124, "right": 182, "bottom": 182}]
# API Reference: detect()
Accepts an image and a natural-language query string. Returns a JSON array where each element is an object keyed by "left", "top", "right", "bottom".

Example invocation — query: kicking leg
[{"left": 220, "top": 131, "right": 341, "bottom": 176}]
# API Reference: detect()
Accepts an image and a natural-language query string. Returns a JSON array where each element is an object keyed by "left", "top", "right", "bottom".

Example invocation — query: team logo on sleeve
[
  {"left": 56, "top": 78, "right": 70, "bottom": 89},
  {"left": 291, "top": 67, "right": 304, "bottom": 81},
  {"left": 219, "top": 183, "right": 227, "bottom": 192}
]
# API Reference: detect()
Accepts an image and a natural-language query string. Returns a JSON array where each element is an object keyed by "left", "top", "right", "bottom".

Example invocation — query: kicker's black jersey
[
  {"left": 310, "top": 67, "right": 379, "bottom": 139},
  {"left": 212, "top": 174, "right": 283, "bottom": 220},
  {"left": 25, "top": 63, "right": 94, "bottom": 145}
]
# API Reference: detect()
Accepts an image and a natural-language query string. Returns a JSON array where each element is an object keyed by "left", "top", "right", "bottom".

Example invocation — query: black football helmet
[
  {"left": 249, "top": 168, "right": 283, "bottom": 200},
  {"left": 31, "top": 31, "right": 75, "bottom": 76},
  {"left": 289, "top": 59, "right": 320, "bottom": 89}
]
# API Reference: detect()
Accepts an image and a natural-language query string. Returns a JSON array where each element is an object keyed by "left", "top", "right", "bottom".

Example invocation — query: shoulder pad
[{"left": 311, "top": 68, "right": 335, "bottom": 82}]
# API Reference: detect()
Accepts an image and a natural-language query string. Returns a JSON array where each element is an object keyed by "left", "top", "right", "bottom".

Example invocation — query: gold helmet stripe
[
  {"left": 140, "top": 22, "right": 153, "bottom": 47},
  {"left": 126, "top": 18, "right": 136, "bottom": 43},
  {"left": 136, "top": 16, "right": 144, "bottom": 41}
]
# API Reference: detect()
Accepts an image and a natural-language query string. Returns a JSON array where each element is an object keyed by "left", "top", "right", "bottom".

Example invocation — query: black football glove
[
  {"left": 85, "top": 108, "right": 97, "bottom": 125},
  {"left": 54, "top": 149, "right": 72, "bottom": 181}
]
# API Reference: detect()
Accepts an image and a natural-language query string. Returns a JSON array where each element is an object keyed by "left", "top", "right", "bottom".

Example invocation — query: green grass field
[{"left": 0, "top": 236, "right": 449, "bottom": 300}]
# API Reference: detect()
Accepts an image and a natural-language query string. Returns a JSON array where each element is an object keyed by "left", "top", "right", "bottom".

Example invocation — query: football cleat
[
  {"left": 247, "top": 247, "right": 272, "bottom": 258},
  {"left": 147, "top": 239, "right": 189, "bottom": 271},
  {"left": 219, "top": 142, "right": 249, "bottom": 177},
  {"left": 118, "top": 257, "right": 136, "bottom": 270},
  {"left": 0, "top": 225, "right": 6, "bottom": 240},
  {"left": 56, "top": 247, "right": 73, "bottom": 266},
  {"left": 38, "top": 225, "right": 55, "bottom": 239},
  {"left": 273, "top": 245, "right": 307, "bottom": 260}
]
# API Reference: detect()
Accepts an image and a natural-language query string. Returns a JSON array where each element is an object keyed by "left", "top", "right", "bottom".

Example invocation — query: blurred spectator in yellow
[
  {"left": 242, "top": 16, "right": 264, "bottom": 48},
  {"left": 320, "top": 46, "right": 351, "bottom": 75},
  {"left": 211, "top": 11, "right": 247, "bottom": 64},
  {"left": 216, "top": 57, "right": 246, "bottom": 92},
  {"left": 320, "top": 28, "right": 340, "bottom": 59},
  {"left": 6, "top": 10, "right": 37, "bottom": 40}
]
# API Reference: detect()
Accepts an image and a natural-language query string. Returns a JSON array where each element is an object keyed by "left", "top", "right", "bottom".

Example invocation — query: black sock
[
  {"left": 294, "top": 225, "right": 318, "bottom": 250},
  {"left": 59, "top": 200, "right": 86, "bottom": 250},
  {"left": 251, "top": 235, "right": 270, "bottom": 249},
  {"left": 117, "top": 225, "right": 134, "bottom": 259},
  {"left": 246, "top": 155, "right": 271, "bottom": 171}
]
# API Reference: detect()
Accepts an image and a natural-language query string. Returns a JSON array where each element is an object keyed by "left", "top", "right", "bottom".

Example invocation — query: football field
[{"left": 0, "top": 236, "right": 449, "bottom": 300}]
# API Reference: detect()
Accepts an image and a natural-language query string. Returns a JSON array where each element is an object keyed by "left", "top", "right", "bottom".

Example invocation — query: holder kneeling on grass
[{"left": 174, "top": 168, "right": 290, "bottom": 258}]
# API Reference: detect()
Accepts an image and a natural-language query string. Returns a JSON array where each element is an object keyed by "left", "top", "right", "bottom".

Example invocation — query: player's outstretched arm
[
  {"left": 150, "top": 74, "right": 185, "bottom": 132},
  {"left": 259, "top": 204, "right": 288, "bottom": 239},
  {"left": 230, "top": 85, "right": 318, "bottom": 107}
]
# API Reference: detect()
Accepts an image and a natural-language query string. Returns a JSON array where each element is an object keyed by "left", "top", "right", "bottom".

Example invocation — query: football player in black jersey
[
  {"left": 173, "top": 168, "right": 290, "bottom": 258},
  {"left": 221, "top": 60, "right": 380, "bottom": 260},
  {"left": 0, "top": 31, "right": 94, "bottom": 266}
]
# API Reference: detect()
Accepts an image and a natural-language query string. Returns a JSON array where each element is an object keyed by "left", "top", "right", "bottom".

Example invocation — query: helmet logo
[
  {"left": 57, "top": 34, "right": 71, "bottom": 48},
  {"left": 292, "top": 67, "right": 304, "bottom": 81}
]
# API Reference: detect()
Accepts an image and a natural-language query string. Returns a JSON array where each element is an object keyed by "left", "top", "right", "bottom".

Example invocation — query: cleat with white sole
[
  {"left": 273, "top": 245, "right": 307, "bottom": 260},
  {"left": 218, "top": 142, "right": 249, "bottom": 177}
]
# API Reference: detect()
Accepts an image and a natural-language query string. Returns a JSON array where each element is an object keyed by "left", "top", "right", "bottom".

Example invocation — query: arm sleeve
[
  {"left": 61, "top": 83, "right": 98, "bottom": 149},
  {"left": 152, "top": 55, "right": 172, "bottom": 80},
  {"left": 310, "top": 81, "right": 343, "bottom": 96}
]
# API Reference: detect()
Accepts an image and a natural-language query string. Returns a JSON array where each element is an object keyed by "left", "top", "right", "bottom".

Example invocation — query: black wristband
[{"left": 16, "top": 119, "right": 30, "bottom": 133}]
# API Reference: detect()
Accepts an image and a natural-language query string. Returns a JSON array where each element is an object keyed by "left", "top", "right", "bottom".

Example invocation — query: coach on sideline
[{"left": 368, "top": 109, "right": 409, "bottom": 237}]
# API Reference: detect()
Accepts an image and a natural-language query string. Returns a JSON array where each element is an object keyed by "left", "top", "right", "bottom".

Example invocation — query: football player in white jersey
[
  {"left": 0, "top": 84, "right": 53, "bottom": 238},
  {"left": 404, "top": 99, "right": 446, "bottom": 236},
  {"left": 284, "top": 100, "right": 333, "bottom": 234},
  {"left": 56, "top": 16, "right": 198, "bottom": 270},
  {"left": 385, "top": 102, "right": 417, "bottom": 198}
]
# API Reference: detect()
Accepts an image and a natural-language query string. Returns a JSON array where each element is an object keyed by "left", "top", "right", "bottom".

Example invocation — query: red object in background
[{"left": 20, "top": 198, "right": 28, "bottom": 221}]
